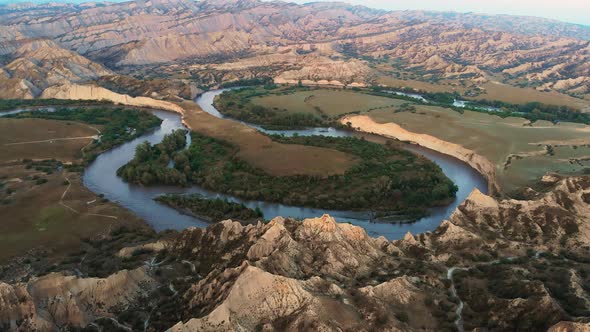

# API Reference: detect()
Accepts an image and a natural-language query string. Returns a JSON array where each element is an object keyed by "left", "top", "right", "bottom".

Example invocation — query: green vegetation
[
  {"left": 23, "top": 159, "right": 61, "bottom": 174},
  {"left": 423, "top": 92, "right": 460, "bottom": 104},
  {"left": 0, "top": 98, "right": 109, "bottom": 112},
  {"left": 215, "top": 86, "right": 407, "bottom": 129},
  {"left": 6, "top": 107, "right": 162, "bottom": 163},
  {"left": 219, "top": 77, "right": 273, "bottom": 88},
  {"left": 367, "top": 105, "right": 590, "bottom": 192},
  {"left": 118, "top": 129, "right": 189, "bottom": 186},
  {"left": 119, "top": 130, "right": 457, "bottom": 215},
  {"left": 371, "top": 86, "right": 590, "bottom": 125},
  {"left": 220, "top": 83, "right": 590, "bottom": 129},
  {"left": 215, "top": 86, "right": 329, "bottom": 129},
  {"left": 470, "top": 99, "right": 590, "bottom": 125},
  {"left": 156, "top": 194, "right": 264, "bottom": 223}
]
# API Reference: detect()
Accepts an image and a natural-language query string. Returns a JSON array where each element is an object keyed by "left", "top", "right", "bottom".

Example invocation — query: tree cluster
[
  {"left": 119, "top": 130, "right": 458, "bottom": 216},
  {"left": 156, "top": 194, "right": 264, "bottom": 223}
]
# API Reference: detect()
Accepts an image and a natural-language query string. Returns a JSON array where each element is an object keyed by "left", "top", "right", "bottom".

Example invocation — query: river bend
[{"left": 1, "top": 91, "right": 487, "bottom": 239}]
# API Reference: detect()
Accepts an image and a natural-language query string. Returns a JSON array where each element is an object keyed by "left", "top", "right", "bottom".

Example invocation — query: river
[{"left": 1, "top": 91, "right": 487, "bottom": 239}]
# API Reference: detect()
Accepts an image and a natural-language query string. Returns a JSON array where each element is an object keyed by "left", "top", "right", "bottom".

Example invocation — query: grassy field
[
  {"left": 7, "top": 106, "right": 162, "bottom": 163},
  {"left": 252, "top": 89, "right": 406, "bottom": 117},
  {"left": 0, "top": 117, "right": 147, "bottom": 263},
  {"left": 376, "top": 76, "right": 463, "bottom": 93},
  {"left": 367, "top": 105, "right": 590, "bottom": 192},
  {"left": 477, "top": 82, "right": 589, "bottom": 112},
  {"left": 179, "top": 100, "right": 357, "bottom": 177},
  {"left": 376, "top": 76, "right": 590, "bottom": 112},
  {"left": 0, "top": 118, "right": 99, "bottom": 162},
  {"left": 212, "top": 86, "right": 590, "bottom": 192}
]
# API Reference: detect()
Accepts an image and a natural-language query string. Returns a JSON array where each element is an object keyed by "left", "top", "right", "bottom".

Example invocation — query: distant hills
[{"left": 0, "top": 0, "right": 589, "bottom": 98}]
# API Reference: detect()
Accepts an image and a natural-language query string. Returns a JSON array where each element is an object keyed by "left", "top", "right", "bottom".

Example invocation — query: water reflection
[{"left": 2, "top": 93, "right": 487, "bottom": 240}]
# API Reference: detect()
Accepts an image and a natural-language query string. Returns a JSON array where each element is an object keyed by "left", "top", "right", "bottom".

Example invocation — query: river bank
[
  {"left": 342, "top": 114, "right": 500, "bottom": 195},
  {"left": 6, "top": 86, "right": 488, "bottom": 239}
]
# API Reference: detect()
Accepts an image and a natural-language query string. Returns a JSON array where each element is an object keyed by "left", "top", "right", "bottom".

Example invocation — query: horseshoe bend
[{"left": 1, "top": 0, "right": 590, "bottom": 331}]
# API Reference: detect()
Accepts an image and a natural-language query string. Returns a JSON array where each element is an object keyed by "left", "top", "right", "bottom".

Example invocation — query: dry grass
[
  {"left": 0, "top": 168, "right": 145, "bottom": 262},
  {"left": 179, "top": 100, "right": 358, "bottom": 176},
  {"left": 376, "top": 76, "right": 590, "bottom": 112},
  {"left": 0, "top": 118, "right": 145, "bottom": 262},
  {"left": 252, "top": 89, "right": 405, "bottom": 117},
  {"left": 368, "top": 106, "right": 590, "bottom": 191},
  {"left": 376, "top": 76, "right": 464, "bottom": 93},
  {"left": 0, "top": 118, "right": 99, "bottom": 162},
  {"left": 477, "top": 82, "right": 590, "bottom": 112}
]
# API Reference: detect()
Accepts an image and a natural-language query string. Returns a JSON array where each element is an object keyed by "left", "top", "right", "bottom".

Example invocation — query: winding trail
[
  {"left": 60, "top": 176, "right": 119, "bottom": 219},
  {"left": 4, "top": 135, "right": 99, "bottom": 146},
  {"left": 447, "top": 267, "right": 467, "bottom": 332},
  {"left": 0, "top": 110, "right": 119, "bottom": 220},
  {"left": 59, "top": 176, "right": 78, "bottom": 214},
  {"left": 446, "top": 254, "right": 540, "bottom": 331}
]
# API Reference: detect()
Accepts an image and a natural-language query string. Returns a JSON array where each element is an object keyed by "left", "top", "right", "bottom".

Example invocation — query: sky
[
  {"left": 287, "top": 0, "right": 590, "bottom": 26},
  {"left": 1, "top": 0, "right": 588, "bottom": 26}
]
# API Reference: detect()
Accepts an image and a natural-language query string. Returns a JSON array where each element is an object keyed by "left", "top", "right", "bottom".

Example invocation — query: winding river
[{"left": 2, "top": 90, "right": 487, "bottom": 239}]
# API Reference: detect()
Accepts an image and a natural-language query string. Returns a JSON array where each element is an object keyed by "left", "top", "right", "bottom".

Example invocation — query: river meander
[{"left": 2, "top": 91, "right": 487, "bottom": 239}]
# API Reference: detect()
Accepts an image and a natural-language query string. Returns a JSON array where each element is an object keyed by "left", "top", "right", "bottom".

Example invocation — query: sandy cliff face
[
  {"left": 342, "top": 114, "right": 500, "bottom": 194},
  {"left": 396, "top": 177, "right": 590, "bottom": 263},
  {"left": 40, "top": 83, "right": 186, "bottom": 115},
  {"left": 548, "top": 321, "right": 590, "bottom": 332},
  {"left": 165, "top": 215, "right": 441, "bottom": 331},
  {"left": 95, "top": 75, "right": 201, "bottom": 101}
]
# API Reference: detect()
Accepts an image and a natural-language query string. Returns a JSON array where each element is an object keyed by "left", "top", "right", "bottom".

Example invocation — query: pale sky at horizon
[
  {"left": 1, "top": 0, "right": 588, "bottom": 26},
  {"left": 285, "top": 0, "right": 590, "bottom": 26}
]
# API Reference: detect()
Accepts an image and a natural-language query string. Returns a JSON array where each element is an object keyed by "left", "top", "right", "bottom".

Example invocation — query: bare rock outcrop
[
  {"left": 1, "top": 0, "right": 590, "bottom": 95},
  {"left": 1, "top": 178, "right": 589, "bottom": 331},
  {"left": 0, "top": 267, "right": 155, "bottom": 331},
  {"left": 396, "top": 177, "right": 590, "bottom": 264},
  {"left": 0, "top": 40, "right": 112, "bottom": 98},
  {"left": 549, "top": 321, "right": 590, "bottom": 332},
  {"left": 170, "top": 263, "right": 316, "bottom": 331}
]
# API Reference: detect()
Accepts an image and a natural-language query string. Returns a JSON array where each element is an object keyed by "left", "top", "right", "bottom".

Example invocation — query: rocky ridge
[
  {"left": 0, "top": 0, "right": 589, "bottom": 96},
  {"left": 1, "top": 177, "right": 589, "bottom": 331},
  {"left": 0, "top": 39, "right": 112, "bottom": 99}
]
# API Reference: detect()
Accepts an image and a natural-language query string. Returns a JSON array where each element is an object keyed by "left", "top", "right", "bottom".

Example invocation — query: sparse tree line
[
  {"left": 218, "top": 85, "right": 590, "bottom": 132},
  {"left": 369, "top": 86, "right": 590, "bottom": 125},
  {"left": 468, "top": 100, "right": 590, "bottom": 125},
  {"left": 213, "top": 86, "right": 338, "bottom": 130},
  {"left": 0, "top": 98, "right": 111, "bottom": 112},
  {"left": 156, "top": 194, "right": 264, "bottom": 223}
]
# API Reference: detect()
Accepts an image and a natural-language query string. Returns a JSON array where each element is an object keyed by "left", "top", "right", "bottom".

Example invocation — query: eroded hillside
[
  {"left": 1, "top": 177, "right": 589, "bottom": 331},
  {"left": 0, "top": 0, "right": 589, "bottom": 97}
]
